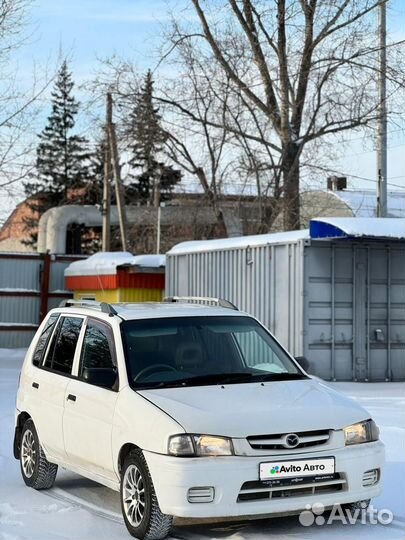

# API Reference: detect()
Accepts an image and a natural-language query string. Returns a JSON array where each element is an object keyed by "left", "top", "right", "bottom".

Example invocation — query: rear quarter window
[
  {"left": 43, "top": 316, "right": 83, "bottom": 375},
  {"left": 32, "top": 314, "right": 59, "bottom": 367}
]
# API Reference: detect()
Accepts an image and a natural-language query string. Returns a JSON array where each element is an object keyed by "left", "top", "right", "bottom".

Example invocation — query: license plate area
[{"left": 259, "top": 456, "right": 335, "bottom": 482}]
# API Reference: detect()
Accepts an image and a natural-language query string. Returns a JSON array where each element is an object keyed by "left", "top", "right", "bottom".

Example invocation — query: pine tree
[
  {"left": 127, "top": 70, "right": 180, "bottom": 204},
  {"left": 23, "top": 60, "right": 94, "bottom": 246}
]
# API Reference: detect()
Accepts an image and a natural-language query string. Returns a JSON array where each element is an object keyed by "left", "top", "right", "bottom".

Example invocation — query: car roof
[{"left": 52, "top": 302, "right": 247, "bottom": 322}]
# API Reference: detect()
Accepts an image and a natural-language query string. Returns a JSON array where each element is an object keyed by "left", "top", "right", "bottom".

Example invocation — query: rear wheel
[
  {"left": 20, "top": 419, "right": 58, "bottom": 490},
  {"left": 120, "top": 449, "right": 172, "bottom": 540}
]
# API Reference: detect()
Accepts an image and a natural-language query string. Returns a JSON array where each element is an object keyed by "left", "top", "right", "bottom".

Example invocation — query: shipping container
[{"left": 166, "top": 218, "right": 405, "bottom": 381}]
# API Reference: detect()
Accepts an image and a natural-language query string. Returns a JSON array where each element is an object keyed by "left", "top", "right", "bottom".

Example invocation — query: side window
[
  {"left": 79, "top": 319, "right": 115, "bottom": 378},
  {"left": 32, "top": 314, "right": 59, "bottom": 367},
  {"left": 43, "top": 316, "right": 83, "bottom": 375}
]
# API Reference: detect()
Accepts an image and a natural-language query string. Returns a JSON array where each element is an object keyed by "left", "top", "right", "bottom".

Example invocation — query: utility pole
[
  {"left": 107, "top": 92, "right": 128, "bottom": 251},
  {"left": 102, "top": 94, "right": 112, "bottom": 251},
  {"left": 377, "top": 0, "right": 387, "bottom": 217},
  {"left": 154, "top": 166, "right": 161, "bottom": 253}
]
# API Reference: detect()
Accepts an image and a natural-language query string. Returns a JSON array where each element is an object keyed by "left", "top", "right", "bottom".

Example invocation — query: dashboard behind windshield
[{"left": 121, "top": 316, "right": 306, "bottom": 389}]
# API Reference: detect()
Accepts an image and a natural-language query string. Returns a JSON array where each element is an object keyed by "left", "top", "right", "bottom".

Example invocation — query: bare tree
[
  {"left": 162, "top": 0, "right": 405, "bottom": 229},
  {"left": 160, "top": 55, "right": 234, "bottom": 235},
  {"left": 0, "top": 0, "right": 53, "bottom": 224},
  {"left": 158, "top": 31, "right": 284, "bottom": 234}
]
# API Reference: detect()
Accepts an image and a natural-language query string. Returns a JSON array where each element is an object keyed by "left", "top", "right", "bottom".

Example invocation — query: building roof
[{"left": 329, "top": 189, "right": 405, "bottom": 218}]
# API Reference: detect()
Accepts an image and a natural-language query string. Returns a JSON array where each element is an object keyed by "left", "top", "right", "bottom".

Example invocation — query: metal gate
[{"left": 304, "top": 241, "right": 405, "bottom": 381}]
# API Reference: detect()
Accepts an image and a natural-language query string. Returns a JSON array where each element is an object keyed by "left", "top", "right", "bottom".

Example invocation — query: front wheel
[
  {"left": 120, "top": 449, "right": 173, "bottom": 540},
  {"left": 20, "top": 419, "right": 58, "bottom": 490}
]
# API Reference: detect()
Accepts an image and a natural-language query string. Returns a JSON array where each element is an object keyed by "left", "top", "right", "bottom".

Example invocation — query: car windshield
[{"left": 121, "top": 316, "right": 307, "bottom": 390}]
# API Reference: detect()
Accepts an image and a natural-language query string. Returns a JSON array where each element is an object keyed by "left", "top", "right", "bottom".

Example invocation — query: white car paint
[
  {"left": 138, "top": 379, "right": 370, "bottom": 437},
  {"left": 15, "top": 302, "right": 385, "bottom": 525}
]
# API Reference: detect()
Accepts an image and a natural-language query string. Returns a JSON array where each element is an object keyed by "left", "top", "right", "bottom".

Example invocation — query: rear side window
[
  {"left": 32, "top": 314, "right": 59, "bottom": 367},
  {"left": 43, "top": 316, "right": 83, "bottom": 375},
  {"left": 79, "top": 320, "right": 115, "bottom": 378}
]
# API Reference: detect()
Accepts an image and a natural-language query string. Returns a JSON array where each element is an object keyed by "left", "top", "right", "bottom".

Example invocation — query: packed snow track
[{"left": 1, "top": 349, "right": 404, "bottom": 540}]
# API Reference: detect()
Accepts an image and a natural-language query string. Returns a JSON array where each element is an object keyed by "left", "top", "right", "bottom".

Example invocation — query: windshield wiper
[
  {"left": 254, "top": 372, "right": 308, "bottom": 381},
  {"left": 164, "top": 372, "right": 255, "bottom": 387}
]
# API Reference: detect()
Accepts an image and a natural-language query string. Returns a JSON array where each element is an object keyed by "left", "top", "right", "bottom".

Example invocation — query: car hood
[{"left": 138, "top": 379, "right": 369, "bottom": 437}]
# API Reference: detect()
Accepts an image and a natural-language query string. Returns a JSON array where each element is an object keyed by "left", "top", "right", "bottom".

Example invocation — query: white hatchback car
[{"left": 14, "top": 298, "right": 384, "bottom": 539}]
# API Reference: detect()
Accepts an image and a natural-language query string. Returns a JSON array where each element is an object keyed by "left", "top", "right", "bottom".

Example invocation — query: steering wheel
[{"left": 134, "top": 363, "right": 177, "bottom": 382}]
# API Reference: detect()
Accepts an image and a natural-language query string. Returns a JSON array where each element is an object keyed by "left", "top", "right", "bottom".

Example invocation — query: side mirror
[
  {"left": 295, "top": 356, "right": 310, "bottom": 372},
  {"left": 82, "top": 367, "right": 117, "bottom": 389}
]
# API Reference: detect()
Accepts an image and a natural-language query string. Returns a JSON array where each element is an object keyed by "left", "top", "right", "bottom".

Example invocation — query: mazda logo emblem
[{"left": 284, "top": 433, "right": 300, "bottom": 448}]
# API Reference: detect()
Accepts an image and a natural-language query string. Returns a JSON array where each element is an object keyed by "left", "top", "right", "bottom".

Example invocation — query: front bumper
[{"left": 144, "top": 441, "right": 384, "bottom": 518}]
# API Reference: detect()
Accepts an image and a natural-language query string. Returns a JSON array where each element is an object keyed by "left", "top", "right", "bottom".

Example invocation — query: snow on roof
[
  {"left": 168, "top": 229, "right": 309, "bottom": 255},
  {"left": 64, "top": 252, "right": 165, "bottom": 277},
  {"left": 330, "top": 189, "right": 405, "bottom": 218},
  {"left": 169, "top": 217, "right": 405, "bottom": 256},
  {"left": 310, "top": 217, "right": 405, "bottom": 239},
  {"left": 119, "top": 254, "right": 166, "bottom": 269}
]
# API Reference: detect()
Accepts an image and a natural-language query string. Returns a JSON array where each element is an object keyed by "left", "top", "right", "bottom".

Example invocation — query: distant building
[
  {"left": 272, "top": 177, "right": 405, "bottom": 230},
  {"left": 0, "top": 200, "right": 37, "bottom": 252},
  {"left": 0, "top": 192, "right": 275, "bottom": 254}
]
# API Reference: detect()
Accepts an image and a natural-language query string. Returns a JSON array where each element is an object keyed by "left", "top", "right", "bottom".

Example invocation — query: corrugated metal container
[{"left": 166, "top": 218, "right": 405, "bottom": 382}]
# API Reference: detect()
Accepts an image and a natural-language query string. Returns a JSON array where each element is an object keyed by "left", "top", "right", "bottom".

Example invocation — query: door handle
[
  {"left": 32, "top": 382, "right": 39, "bottom": 389},
  {"left": 67, "top": 394, "right": 76, "bottom": 402}
]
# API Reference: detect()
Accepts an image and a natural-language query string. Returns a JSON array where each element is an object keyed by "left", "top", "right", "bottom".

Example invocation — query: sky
[{"left": 1, "top": 0, "right": 405, "bottom": 224}]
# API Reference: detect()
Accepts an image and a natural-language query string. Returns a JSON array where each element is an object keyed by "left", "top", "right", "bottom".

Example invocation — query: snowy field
[{"left": 1, "top": 349, "right": 404, "bottom": 540}]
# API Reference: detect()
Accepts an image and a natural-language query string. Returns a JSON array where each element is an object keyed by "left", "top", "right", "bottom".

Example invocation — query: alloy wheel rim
[
  {"left": 123, "top": 464, "right": 146, "bottom": 527},
  {"left": 21, "top": 429, "right": 36, "bottom": 478}
]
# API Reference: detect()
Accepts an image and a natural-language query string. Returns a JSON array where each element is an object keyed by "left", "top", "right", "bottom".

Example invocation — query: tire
[
  {"left": 342, "top": 499, "right": 370, "bottom": 511},
  {"left": 20, "top": 419, "right": 58, "bottom": 490},
  {"left": 120, "top": 449, "right": 173, "bottom": 540}
]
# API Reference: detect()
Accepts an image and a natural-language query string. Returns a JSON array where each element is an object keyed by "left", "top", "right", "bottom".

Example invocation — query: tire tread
[
  {"left": 21, "top": 419, "right": 58, "bottom": 490},
  {"left": 123, "top": 449, "right": 173, "bottom": 540}
]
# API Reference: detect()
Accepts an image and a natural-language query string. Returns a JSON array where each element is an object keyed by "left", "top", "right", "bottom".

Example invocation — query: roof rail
[
  {"left": 60, "top": 299, "right": 118, "bottom": 317},
  {"left": 164, "top": 296, "right": 238, "bottom": 311}
]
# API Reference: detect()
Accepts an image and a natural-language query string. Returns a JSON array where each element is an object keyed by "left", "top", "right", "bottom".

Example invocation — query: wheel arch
[
  {"left": 13, "top": 411, "right": 32, "bottom": 459},
  {"left": 117, "top": 443, "right": 141, "bottom": 474}
]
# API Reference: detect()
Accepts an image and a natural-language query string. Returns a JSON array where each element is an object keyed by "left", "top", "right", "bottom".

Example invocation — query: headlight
[
  {"left": 343, "top": 419, "right": 379, "bottom": 446},
  {"left": 168, "top": 434, "right": 234, "bottom": 456}
]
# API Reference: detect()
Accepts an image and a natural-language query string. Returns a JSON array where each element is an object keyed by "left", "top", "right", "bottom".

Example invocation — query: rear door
[
  {"left": 63, "top": 318, "right": 119, "bottom": 480},
  {"left": 31, "top": 315, "right": 84, "bottom": 461}
]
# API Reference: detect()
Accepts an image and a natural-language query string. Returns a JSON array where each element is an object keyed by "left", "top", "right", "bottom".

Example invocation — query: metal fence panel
[{"left": 0, "top": 253, "right": 80, "bottom": 349}]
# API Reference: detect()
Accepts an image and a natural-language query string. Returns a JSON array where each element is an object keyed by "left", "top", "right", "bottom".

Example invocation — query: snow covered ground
[{"left": 1, "top": 349, "right": 404, "bottom": 540}]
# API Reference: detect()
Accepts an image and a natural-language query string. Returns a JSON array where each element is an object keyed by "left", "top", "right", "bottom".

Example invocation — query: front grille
[
  {"left": 247, "top": 429, "right": 330, "bottom": 451},
  {"left": 237, "top": 473, "right": 346, "bottom": 503}
]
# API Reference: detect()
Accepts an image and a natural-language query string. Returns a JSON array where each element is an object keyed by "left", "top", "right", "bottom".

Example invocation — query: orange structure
[{"left": 64, "top": 253, "right": 165, "bottom": 302}]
